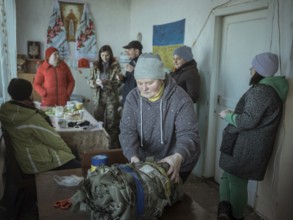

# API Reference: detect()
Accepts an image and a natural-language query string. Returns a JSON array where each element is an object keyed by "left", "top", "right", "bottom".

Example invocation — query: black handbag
[{"left": 220, "top": 125, "right": 239, "bottom": 156}]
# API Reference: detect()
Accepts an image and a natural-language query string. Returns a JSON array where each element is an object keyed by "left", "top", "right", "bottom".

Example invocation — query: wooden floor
[{"left": 182, "top": 174, "right": 263, "bottom": 220}]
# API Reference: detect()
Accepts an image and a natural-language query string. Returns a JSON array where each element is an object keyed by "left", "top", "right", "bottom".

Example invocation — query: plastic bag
[{"left": 53, "top": 174, "right": 84, "bottom": 187}]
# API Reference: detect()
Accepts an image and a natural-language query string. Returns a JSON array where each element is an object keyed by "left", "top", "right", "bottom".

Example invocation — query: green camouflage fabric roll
[{"left": 70, "top": 161, "right": 184, "bottom": 220}]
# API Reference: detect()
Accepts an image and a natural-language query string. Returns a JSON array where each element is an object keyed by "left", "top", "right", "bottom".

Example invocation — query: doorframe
[{"left": 203, "top": 0, "right": 271, "bottom": 177}]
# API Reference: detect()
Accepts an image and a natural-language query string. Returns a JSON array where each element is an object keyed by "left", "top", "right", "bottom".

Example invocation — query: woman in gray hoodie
[{"left": 119, "top": 53, "right": 201, "bottom": 183}]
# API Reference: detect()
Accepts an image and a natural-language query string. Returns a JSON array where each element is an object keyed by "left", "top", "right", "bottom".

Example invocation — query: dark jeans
[{"left": 51, "top": 159, "right": 81, "bottom": 171}]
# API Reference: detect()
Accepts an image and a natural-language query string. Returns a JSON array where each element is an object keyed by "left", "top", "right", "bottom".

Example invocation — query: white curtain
[{"left": 0, "top": 0, "right": 17, "bottom": 104}]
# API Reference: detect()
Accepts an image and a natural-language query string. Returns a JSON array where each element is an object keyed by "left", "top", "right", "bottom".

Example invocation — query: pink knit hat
[{"left": 45, "top": 47, "right": 58, "bottom": 60}]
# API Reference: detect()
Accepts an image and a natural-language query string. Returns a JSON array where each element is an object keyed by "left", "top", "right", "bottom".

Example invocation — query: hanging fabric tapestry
[
  {"left": 75, "top": 3, "right": 97, "bottom": 61},
  {"left": 46, "top": 0, "right": 69, "bottom": 59}
]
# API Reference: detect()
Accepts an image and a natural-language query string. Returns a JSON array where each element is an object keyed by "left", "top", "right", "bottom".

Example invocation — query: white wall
[
  {"left": 16, "top": 0, "right": 131, "bottom": 59},
  {"left": 129, "top": 0, "right": 212, "bottom": 51},
  {"left": 0, "top": 0, "right": 17, "bottom": 102},
  {"left": 16, "top": 0, "right": 131, "bottom": 115},
  {"left": 15, "top": 0, "right": 293, "bottom": 219},
  {"left": 256, "top": 1, "right": 293, "bottom": 219}
]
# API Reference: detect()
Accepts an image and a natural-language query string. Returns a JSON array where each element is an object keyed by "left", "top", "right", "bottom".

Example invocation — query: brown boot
[{"left": 217, "top": 201, "right": 232, "bottom": 220}]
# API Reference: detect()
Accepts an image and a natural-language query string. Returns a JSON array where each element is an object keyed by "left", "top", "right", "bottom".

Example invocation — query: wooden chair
[
  {"left": 0, "top": 129, "right": 36, "bottom": 220},
  {"left": 81, "top": 148, "right": 128, "bottom": 170}
]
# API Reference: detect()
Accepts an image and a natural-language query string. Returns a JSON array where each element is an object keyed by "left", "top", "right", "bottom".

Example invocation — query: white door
[{"left": 214, "top": 9, "right": 269, "bottom": 207}]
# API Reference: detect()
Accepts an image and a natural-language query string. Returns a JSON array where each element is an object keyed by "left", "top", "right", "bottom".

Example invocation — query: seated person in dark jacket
[
  {"left": 0, "top": 78, "right": 80, "bottom": 174},
  {"left": 169, "top": 45, "right": 200, "bottom": 103}
]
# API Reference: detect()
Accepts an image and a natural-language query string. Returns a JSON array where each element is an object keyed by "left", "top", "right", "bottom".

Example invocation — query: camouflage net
[{"left": 71, "top": 161, "right": 184, "bottom": 220}]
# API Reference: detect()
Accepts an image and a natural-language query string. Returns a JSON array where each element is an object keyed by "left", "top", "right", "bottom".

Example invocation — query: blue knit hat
[
  {"left": 252, "top": 52, "right": 278, "bottom": 77},
  {"left": 134, "top": 53, "right": 165, "bottom": 80},
  {"left": 173, "top": 45, "right": 193, "bottom": 62}
]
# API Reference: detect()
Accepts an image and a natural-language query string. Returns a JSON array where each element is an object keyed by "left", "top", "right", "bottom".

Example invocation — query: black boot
[{"left": 217, "top": 201, "right": 232, "bottom": 220}]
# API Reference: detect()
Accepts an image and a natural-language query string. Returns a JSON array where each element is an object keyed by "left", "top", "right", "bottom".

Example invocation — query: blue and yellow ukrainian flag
[{"left": 153, "top": 19, "right": 185, "bottom": 69}]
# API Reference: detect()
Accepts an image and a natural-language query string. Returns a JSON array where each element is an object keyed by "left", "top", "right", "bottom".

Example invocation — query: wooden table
[
  {"left": 36, "top": 169, "right": 215, "bottom": 220},
  {"left": 49, "top": 108, "right": 111, "bottom": 160},
  {"left": 36, "top": 169, "right": 88, "bottom": 220}
]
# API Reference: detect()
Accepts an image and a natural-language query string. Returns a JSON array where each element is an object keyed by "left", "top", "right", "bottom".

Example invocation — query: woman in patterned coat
[
  {"left": 217, "top": 53, "right": 289, "bottom": 220},
  {"left": 89, "top": 45, "right": 122, "bottom": 148}
]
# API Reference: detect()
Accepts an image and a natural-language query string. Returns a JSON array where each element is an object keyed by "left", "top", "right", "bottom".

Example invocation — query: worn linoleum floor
[
  {"left": 183, "top": 174, "right": 264, "bottom": 220},
  {"left": 2, "top": 174, "right": 264, "bottom": 220}
]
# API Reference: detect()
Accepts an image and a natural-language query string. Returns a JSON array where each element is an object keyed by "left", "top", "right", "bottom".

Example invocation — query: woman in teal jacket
[{"left": 0, "top": 78, "right": 80, "bottom": 174}]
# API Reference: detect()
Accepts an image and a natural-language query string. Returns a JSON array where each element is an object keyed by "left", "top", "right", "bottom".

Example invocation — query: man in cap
[{"left": 119, "top": 40, "right": 143, "bottom": 105}]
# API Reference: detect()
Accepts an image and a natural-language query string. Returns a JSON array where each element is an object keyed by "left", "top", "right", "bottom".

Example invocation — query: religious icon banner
[{"left": 59, "top": 1, "right": 84, "bottom": 42}]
